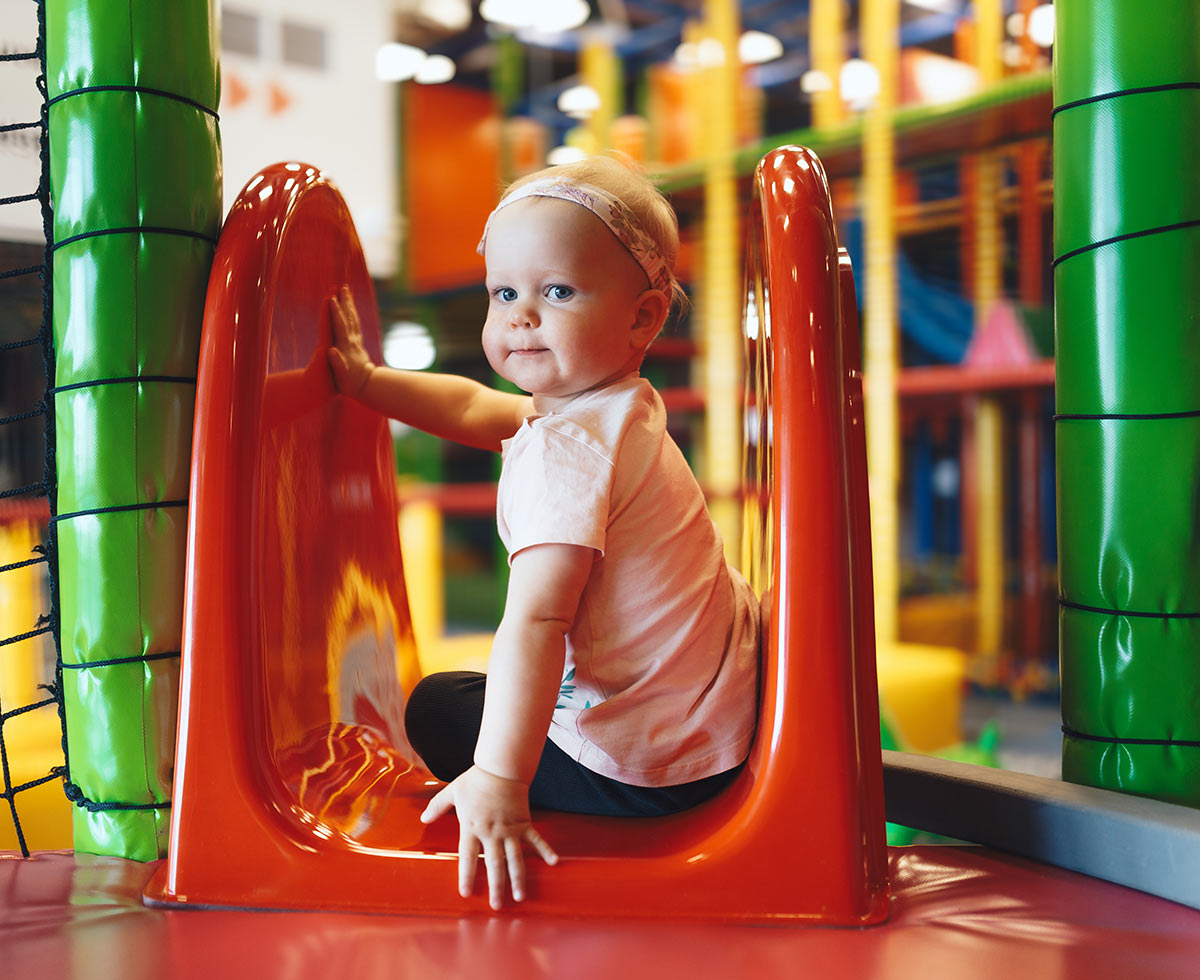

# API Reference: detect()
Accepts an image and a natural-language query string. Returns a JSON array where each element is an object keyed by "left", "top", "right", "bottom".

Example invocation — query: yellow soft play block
[
  {"left": 0, "top": 710, "right": 71, "bottom": 852},
  {"left": 398, "top": 498, "right": 493, "bottom": 678},
  {"left": 1, "top": 518, "right": 73, "bottom": 851},
  {"left": 876, "top": 641, "right": 966, "bottom": 753},
  {"left": 417, "top": 633, "right": 492, "bottom": 677}
]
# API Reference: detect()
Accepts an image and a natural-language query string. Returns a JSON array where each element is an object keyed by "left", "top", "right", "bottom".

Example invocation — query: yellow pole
[
  {"left": 862, "top": 0, "right": 900, "bottom": 648},
  {"left": 974, "top": 396, "right": 1005, "bottom": 665},
  {"left": 810, "top": 0, "right": 847, "bottom": 128},
  {"left": 972, "top": 0, "right": 1005, "bottom": 670},
  {"left": 699, "top": 0, "right": 742, "bottom": 562},
  {"left": 581, "top": 37, "right": 619, "bottom": 152}
]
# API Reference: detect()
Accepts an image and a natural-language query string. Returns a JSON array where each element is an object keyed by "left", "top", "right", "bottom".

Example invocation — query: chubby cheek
[
  {"left": 481, "top": 331, "right": 530, "bottom": 390},
  {"left": 480, "top": 322, "right": 505, "bottom": 373}
]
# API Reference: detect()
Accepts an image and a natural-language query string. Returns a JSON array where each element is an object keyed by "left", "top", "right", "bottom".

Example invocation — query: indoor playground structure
[{"left": 4, "top": 0, "right": 1200, "bottom": 976}]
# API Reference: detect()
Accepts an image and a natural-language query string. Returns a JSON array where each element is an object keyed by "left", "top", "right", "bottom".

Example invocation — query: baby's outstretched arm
[
  {"left": 420, "top": 542, "right": 594, "bottom": 909},
  {"left": 328, "top": 286, "right": 532, "bottom": 451}
]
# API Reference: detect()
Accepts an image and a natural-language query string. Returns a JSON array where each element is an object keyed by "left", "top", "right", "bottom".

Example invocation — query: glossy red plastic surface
[
  {"left": 17, "top": 847, "right": 1200, "bottom": 980},
  {"left": 144, "top": 148, "right": 887, "bottom": 921}
]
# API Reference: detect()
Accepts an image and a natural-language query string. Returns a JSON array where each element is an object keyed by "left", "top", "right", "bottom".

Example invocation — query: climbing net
[{"left": 0, "top": 0, "right": 65, "bottom": 858}]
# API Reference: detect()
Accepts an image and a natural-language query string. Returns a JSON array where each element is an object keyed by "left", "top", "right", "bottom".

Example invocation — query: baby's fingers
[
  {"left": 329, "top": 287, "right": 360, "bottom": 343},
  {"left": 420, "top": 785, "right": 454, "bottom": 825},
  {"left": 459, "top": 832, "right": 481, "bottom": 900},
  {"left": 524, "top": 826, "right": 559, "bottom": 867},
  {"left": 326, "top": 347, "right": 348, "bottom": 388},
  {"left": 484, "top": 839, "right": 509, "bottom": 910},
  {"left": 328, "top": 293, "right": 347, "bottom": 339},
  {"left": 505, "top": 837, "right": 527, "bottom": 903}
]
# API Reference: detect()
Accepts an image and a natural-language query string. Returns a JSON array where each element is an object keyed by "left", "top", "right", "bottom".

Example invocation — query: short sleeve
[{"left": 498, "top": 424, "right": 614, "bottom": 563}]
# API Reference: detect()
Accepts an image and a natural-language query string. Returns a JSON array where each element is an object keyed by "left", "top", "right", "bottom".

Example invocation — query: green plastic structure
[
  {"left": 1054, "top": 0, "right": 1200, "bottom": 806},
  {"left": 47, "top": 0, "right": 221, "bottom": 859}
]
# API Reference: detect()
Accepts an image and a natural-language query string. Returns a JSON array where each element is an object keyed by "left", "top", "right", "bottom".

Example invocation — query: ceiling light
[
  {"left": 839, "top": 58, "right": 880, "bottom": 111},
  {"left": 418, "top": 0, "right": 472, "bottom": 32},
  {"left": 557, "top": 84, "right": 601, "bottom": 119},
  {"left": 480, "top": 0, "right": 590, "bottom": 33},
  {"left": 673, "top": 41, "right": 700, "bottom": 70},
  {"left": 415, "top": 54, "right": 456, "bottom": 84},
  {"left": 383, "top": 322, "right": 436, "bottom": 371},
  {"left": 1028, "top": 4, "right": 1055, "bottom": 48},
  {"left": 675, "top": 37, "right": 727, "bottom": 69},
  {"left": 905, "top": 0, "right": 959, "bottom": 12},
  {"left": 908, "top": 50, "right": 981, "bottom": 104},
  {"left": 738, "top": 30, "right": 783, "bottom": 65},
  {"left": 697, "top": 38, "right": 726, "bottom": 68},
  {"left": 376, "top": 43, "right": 426, "bottom": 82},
  {"left": 800, "top": 69, "right": 833, "bottom": 94},
  {"left": 547, "top": 145, "right": 587, "bottom": 166}
]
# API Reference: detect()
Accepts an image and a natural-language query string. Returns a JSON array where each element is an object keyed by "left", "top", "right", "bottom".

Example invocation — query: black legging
[{"left": 404, "top": 671, "right": 741, "bottom": 818}]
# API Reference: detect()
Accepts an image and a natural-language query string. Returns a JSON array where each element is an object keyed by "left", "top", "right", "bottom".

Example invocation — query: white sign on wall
[
  {"left": 0, "top": 0, "right": 399, "bottom": 276},
  {"left": 218, "top": 0, "right": 398, "bottom": 277},
  {"left": 0, "top": 0, "right": 44, "bottom": 245}
]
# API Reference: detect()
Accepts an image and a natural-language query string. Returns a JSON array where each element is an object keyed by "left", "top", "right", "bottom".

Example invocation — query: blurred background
[{"left": 0, "top": 0, "right": 1061, "bottom": 828}]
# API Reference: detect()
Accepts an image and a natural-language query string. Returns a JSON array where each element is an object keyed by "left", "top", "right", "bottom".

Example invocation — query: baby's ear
[{"left": 631, "top": 289, "right": 669, "bottom": 347}]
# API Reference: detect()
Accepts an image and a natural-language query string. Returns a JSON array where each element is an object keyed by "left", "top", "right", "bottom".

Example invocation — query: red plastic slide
[{"left": 144, "top": 147, "right": 888, "bottom": 922}]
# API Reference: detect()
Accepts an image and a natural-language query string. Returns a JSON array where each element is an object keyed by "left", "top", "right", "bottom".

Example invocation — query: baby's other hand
[
  {"left": 420, "top": 765, "right": 559, "bottom": 910},
  {"left": 327, "top": 285, "right": 375, "bottom": 396}
]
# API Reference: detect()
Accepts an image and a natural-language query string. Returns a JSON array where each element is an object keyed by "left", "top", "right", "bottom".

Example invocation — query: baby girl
[{"left": 328, "top": 155, "right": 758, "bottom": 910}]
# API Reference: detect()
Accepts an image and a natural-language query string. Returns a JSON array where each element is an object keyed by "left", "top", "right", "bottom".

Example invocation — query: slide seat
[{"left": 144, "top": 148, "right": 888, "bottom": 922}]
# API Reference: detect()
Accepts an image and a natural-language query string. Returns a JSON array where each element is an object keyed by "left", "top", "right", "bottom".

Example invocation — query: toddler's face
[{"left": 481, "top": 197, "right": 655, "bottom": 407}]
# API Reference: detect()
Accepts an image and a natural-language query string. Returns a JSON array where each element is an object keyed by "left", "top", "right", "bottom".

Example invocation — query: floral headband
[{"left": 476, "top": 177, "right": 673, "bottom": 296}]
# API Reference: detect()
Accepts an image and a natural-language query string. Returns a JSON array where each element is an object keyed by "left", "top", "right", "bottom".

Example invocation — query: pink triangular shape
[{"left": 964, "top": 300, "right": 1036, "bottom": 368}]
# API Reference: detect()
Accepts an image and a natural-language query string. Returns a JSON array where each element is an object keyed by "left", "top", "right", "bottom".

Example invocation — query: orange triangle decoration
[
  {"left": 224, "top": 71, "right": 249, "bottom": 110},
  {"left": 267, "top": 81, "right": 292, "bottom": 116}
]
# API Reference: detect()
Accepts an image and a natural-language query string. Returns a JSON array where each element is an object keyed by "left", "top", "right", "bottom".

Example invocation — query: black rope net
[{"left": 0, "top": 0, "right": 66, "bottom": 858}]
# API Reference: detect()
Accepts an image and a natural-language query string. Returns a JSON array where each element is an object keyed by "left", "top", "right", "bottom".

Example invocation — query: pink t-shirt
[{"left": 497, "top": 375, "right": 759, "bottom": 787}]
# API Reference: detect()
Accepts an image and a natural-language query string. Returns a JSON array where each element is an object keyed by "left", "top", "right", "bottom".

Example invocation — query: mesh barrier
[{"left": 0, "top": 0, "right": 64, "bottom": 857}]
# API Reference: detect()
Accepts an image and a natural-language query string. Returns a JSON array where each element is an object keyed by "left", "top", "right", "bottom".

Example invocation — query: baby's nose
[{"left": 509, "top": 302, "right": 538, "bottom": 327}]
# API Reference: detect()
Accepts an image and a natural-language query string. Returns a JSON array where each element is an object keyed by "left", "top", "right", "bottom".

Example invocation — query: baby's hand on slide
[
  {"left": 421, "top": 764, "right": 559, "bottom": 910},
  {"left": 327, "top": 285, "right": 375, "bottom": 396}
]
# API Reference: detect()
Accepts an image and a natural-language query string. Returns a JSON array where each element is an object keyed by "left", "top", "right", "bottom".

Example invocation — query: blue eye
[
  {"left": 494, "top": 287, "right": 518, "bottom": 302},
  {"left": 547, "top": 285, "right": 574, "bottom": 300}
]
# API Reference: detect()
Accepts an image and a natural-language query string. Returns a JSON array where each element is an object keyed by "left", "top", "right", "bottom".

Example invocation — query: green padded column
[
  {"left": 47, "top": 0, "right": 221, "bottom": 858},
  {"left": 1054, "top": 0, "right": 1200, "bottom": 806}
]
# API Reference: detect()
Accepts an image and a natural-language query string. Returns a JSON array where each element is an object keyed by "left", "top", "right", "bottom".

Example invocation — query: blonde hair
[{"left": 503, "top": 154, "right": 689, "bottom": 329}]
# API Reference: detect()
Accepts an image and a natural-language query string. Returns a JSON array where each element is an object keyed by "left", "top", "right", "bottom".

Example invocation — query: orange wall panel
[{"left": 403, "top": 84, "right": 502, "bottom": 293}]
